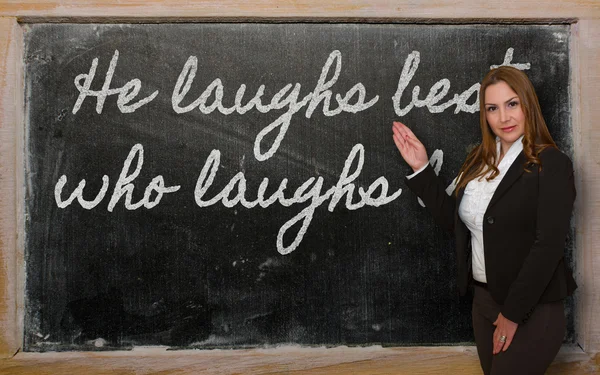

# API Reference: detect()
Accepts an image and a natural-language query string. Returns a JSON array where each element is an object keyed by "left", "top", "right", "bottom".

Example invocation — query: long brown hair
[{"left": 455, "top": 66, "right": 556, "bottom": 194}]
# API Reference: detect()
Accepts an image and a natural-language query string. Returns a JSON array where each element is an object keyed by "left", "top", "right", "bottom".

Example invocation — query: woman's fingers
[
  {"left": 502, "top": 333, "right": 514, "bottom": 352},
  {"left": 492, "top": 313, "right": 518, "bottom": 355},
  {"left": 393, "top": 121, "right": 415, "bottom": 140},
  {"left": 392, "top": 121, "right": 429, "bottom": 172},
  {"left": 392, "top": 133, "right": 407, "bottom": 154},
  {"left": 393, "top": 130, "right": 415, "bottom": 163},
  {"left": 393, "top": 134, "right": 418, "bottom": 168},
  {"left": 393, "top": 121, "right": 424, "bottom": 149},
  {"left": 401, "top": 123, "right": 419, "bottom": 139},
  {"left": 493, "top": 328, "right": 515, "bottom": 354},
  {"left": 404, "top": 131, "right": 425, "bottom": 151},
  {"left": 492, "top": 329, "right": 503, "bottom": 355},
  {"left": 392, "top": 121, "right": 408, "bottom": 139},
  {"left": 393, "top": 122, "right": 418, "bottom": 152},
  {"left": 392, "top": 126, "right": 411, "bottom": 155},
  {"left": 392, "top": 122, "right": 408, "bottom": 142},
  {"left": 405, "top": 135, "right": 424, "bottom": 151}
]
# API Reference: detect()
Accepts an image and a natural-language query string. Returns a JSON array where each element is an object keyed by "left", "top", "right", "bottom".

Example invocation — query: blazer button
[{"left": 487, "top": 216, "right": 495, "bottom": 224}]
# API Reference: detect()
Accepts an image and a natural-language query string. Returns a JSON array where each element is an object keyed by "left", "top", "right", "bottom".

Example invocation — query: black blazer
[{"left": 405, "top": 146, "right": 577, "bottom": 325}]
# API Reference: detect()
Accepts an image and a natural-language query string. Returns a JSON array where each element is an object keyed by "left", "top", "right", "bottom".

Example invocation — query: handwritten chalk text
[
  {"left": 63, "top": 47, "right": 534, "bottom": 254},
  {"left": 172, "top": 50, "right": 379, "bottom": 161},
  {"left": 393, "top": 48, "right": 530, "bottom": 117},
  {"left": 72, "top": 50, "right": 159, "bottom": 115},
  {"left": 55, "top": 144, "right": 181, "bottom": 211},
  {"left": 194, "top": 143, "right": 402, "bottom": 254}
]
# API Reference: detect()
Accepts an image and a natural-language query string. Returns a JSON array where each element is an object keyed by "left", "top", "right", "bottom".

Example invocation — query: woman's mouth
[{"left": 502, "top": 125, "right": 517, "bottom": 132}]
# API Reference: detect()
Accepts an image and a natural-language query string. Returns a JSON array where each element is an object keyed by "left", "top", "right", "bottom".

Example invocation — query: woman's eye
[
  {"left": 486, "top": 106, "right": 497, "bottom": 112},
  {"left": 508, "top": 101, "right": 519, "bottom": 108}
]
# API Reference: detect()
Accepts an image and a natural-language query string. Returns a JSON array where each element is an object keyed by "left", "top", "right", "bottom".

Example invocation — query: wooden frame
[{"left": 1, "top": 1, "right": 599, "bottom": 373}]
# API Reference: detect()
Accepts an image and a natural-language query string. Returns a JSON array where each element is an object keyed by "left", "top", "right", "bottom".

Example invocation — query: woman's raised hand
[{"left": 392, "top": 121, "right": 429, "bottom": 172}]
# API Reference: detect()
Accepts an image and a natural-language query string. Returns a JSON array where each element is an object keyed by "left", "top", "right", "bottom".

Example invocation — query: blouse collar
[{"left": 496, "top": 135, "right": 524, "bottom": 162}]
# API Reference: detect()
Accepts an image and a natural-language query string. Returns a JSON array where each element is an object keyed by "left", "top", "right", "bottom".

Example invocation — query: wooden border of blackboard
[{"left": 1, "top": 1, "right": 599, "bottom": 374}]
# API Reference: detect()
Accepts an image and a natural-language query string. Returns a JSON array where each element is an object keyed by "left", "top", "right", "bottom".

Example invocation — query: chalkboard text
[{"left": 61, "top": 46, "right": 532, "bottom": 254}]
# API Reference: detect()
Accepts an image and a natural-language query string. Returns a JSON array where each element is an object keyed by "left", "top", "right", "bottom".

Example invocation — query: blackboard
[{"left": 23, "top": 23, "right": 573, "bottom": 351}]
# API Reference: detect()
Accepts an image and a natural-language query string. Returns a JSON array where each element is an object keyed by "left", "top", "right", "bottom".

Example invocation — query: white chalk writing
[
  {"left": 62, "top": 47, "right": 534, "bottom": 254},
  {"left": 72, "top": 50, "right": 159, "bottom": 114},
  {"left": 172, "top": 50, "right": 379, "bottom": 161},
  {"left": 194, "top": 143, "right": 402, "bottom": 255},
  {"left": 55, "top": 144, "right": 181, "bottom": 211},
  {"left": 393, "top": 48, "right": 530, "bottom": 117}
]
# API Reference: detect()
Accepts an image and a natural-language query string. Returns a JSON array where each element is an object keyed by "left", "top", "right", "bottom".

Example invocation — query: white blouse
[
  {"left": 458, "top": 135, "right": 524, "bottom": 283},
  {"left": 406, "top": 135, "right": 524, "bottom": 283}
]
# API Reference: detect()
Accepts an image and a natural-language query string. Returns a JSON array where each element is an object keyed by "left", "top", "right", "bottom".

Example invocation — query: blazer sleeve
[
  {"left": 404, "top": 164, "right": 456, "bottom": 233},
  {"left": 501, "top": 148, "right": 576, "bottom": 324}
]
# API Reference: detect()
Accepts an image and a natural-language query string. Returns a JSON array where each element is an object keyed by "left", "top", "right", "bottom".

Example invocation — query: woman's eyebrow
[{"left": 484, "top": 96, "right": 518, "bottom": 106}]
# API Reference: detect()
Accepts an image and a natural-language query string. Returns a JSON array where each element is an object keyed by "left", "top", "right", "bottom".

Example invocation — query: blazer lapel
[{"left": 487, "top": 151, "right": 526, "bottom": 210}]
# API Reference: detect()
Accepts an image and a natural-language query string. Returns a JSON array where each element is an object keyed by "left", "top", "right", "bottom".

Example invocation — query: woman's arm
[
  {"left": 501, "top": 148, "right": 576, "bottom": 324},
  {"left": 404, "top": 163, "right": 457, "bottom": 233},
  {"left": 392, "top": 121, "right": 457, "bottom": 233}
]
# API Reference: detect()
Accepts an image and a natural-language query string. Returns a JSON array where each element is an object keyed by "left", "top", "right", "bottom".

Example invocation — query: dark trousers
[{"left": 472, "top": 285, "right": 565, "bottom": 375}]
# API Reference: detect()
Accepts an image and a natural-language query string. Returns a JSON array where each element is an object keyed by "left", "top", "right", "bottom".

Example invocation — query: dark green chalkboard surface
[{"left": 24, "top": 23, "right": 572, "bottom": 351}]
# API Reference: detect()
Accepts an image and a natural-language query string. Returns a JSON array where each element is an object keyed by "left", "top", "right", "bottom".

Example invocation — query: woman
[{"left": 392, "top": 66, "right": 576, "bottom": 375}]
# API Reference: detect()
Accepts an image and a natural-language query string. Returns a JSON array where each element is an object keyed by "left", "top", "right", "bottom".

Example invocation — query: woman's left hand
[{"left": 492, "top": 313, "right": 518, "bottom": 354}]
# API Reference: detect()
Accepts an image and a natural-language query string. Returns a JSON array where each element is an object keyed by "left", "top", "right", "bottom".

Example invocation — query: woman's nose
[{"left": 499, "top": 108, "right": 509, "bottom": 123}]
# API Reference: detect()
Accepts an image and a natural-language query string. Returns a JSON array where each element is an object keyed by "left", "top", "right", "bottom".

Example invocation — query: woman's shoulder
[
  {"left": 537, "top": 146, "right": 574, "bottom": 174},
  {"left": 538, "top": 146, "right": 571, "bottom": 162}
]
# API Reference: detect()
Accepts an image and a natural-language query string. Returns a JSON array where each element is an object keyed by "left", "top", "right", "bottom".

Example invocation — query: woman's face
[{"left": 484, "top": 81, "right": 526, "bottom": 155}]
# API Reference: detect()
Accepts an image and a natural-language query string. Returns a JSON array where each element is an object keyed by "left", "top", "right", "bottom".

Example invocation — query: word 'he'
[{"left": 72, "top": 50, "right": 158, "bottom": 114}]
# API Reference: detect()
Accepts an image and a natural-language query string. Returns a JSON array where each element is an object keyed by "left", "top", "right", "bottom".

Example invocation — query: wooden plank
[
  {"left": 575, "top": 19, "right": 600, "bottom": 354},
  {"left": 0, "top": 16, "right": 23, "bottom": 358},
  {"left": 0, "top": 0, "right": 598, "bottom": 21},
  {"left": 0, "top": 346, "right": 597, "bottom": 374}
]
